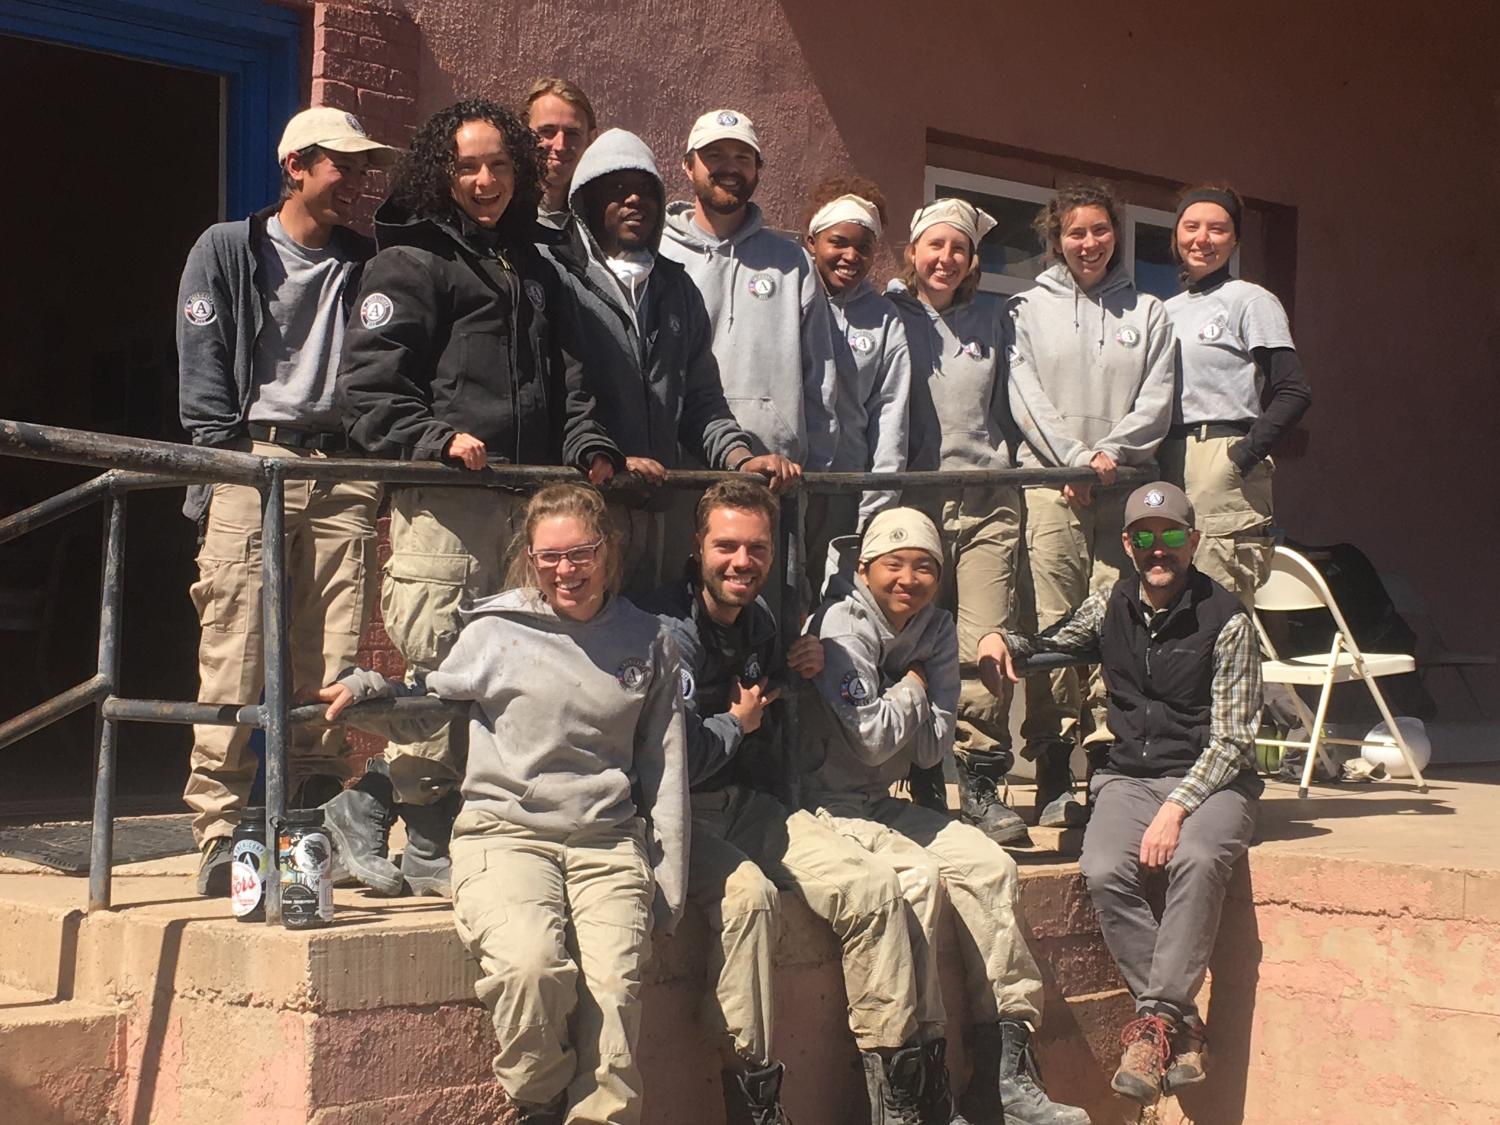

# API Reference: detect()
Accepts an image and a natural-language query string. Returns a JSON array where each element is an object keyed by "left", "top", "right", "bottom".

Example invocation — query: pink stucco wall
[{"left": 319, "top": 0, "right": 1499, "bottom": 652}]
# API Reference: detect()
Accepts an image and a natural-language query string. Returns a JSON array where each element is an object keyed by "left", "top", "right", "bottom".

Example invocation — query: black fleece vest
[{"left": 1099, "top": 569, "right": 1246, "bottom": 779}]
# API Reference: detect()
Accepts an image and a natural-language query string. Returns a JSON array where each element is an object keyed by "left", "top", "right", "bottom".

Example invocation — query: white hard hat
[{"left": 1360, "top": 717, "right": 1431, "bottom": 778}]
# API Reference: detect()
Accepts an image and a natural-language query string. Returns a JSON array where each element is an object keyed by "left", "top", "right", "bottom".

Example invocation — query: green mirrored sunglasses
[{"left": 1130, "top": 528, "right": 1190, "bottom": 550}]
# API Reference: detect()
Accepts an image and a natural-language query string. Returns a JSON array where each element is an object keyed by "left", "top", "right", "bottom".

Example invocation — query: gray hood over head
[{"left": 568, "top": 128, "right": 667, "bottom": 252}]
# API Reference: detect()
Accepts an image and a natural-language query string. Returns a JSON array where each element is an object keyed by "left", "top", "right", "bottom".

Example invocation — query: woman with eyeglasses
[
  {"left": 1001, "top": 181, "right": 1175, "bottom": 827},
  {"left": 320, "top": 482, "right": 687, "bottom": 1125},
  {"left": 1160, "top": 185, "right": 1312, "bottom": 608}
]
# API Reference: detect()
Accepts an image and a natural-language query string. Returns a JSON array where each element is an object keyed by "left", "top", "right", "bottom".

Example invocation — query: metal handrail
[{"left": 0, "top": 416, "right": 1138, "bottom": 920}]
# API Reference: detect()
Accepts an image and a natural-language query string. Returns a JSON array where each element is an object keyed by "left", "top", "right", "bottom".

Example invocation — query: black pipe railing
[{"left": 0, "top": 418, "right": 1134, "bottom": 919}]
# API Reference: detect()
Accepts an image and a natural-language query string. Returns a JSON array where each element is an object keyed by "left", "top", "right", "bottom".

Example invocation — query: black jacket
[
  {"left": 336, "top": 201, "right": 619, "bottom": 470},
  {"left": 1098, "top": 568, "right": 1247, "bottom": 780}
]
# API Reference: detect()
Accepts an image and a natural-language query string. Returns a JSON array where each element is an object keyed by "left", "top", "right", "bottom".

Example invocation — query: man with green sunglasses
[{"left": 974, "top": 480, "right": 1263, "bottom": 1107}]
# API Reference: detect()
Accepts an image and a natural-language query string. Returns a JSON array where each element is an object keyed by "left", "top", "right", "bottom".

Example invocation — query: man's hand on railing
[
  {"left": 587, "top": 453, "right": 615, "bottom": 485},
  {"left": 977, "top": 630, "right": 1021, "bottom": 698},
  {"left": 738, "top": 453, "right": 800, "bottom": 494},
  {"left": 318, "top": 683, "right": 355, "bottom": 722},
  {"left": 1089, "top": 449, "right": 1118, "bottom": 485},
  {"left": 785, "top": 634, "right": 824, "bottom": 680},
  {"left": 445, "top": 432, "right": 488, "bottom": 470},
  {"left": 623, "top": 456, "right": 668, "bottom": 485}
]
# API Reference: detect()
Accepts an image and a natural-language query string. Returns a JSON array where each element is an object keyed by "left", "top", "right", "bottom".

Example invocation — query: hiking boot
[
  {"left": 195, "top": 836, "right": 232, "bottom": 897},
  {"left": 993, "top": 1019, "right": 1090, "bottom": 1124},
  {"left": 1162, "top": 1018, "right": 1207, "bottom": 1094},
  {"left": 722, "top": 1060, "right": 792, "bottom": 1125},
  {"left": 399, "top": 788, "right": 461, "bottom": 897},
  {"left": 1111, "top": 1014, "right": 1173, "bottom": 1104},
  {"left": 321, "top": 757, "right": 404, "bottom": 897},
  {"left": 954, "top": 755, "right": 1029, "bottom": 846},
  {"left": 909, "top": 762, "right": 950, "bottom": 814},
  {"left": 917, "top": 1038, "right": 975, "bottom": 1124},
  {"left": 512, "top": 1093, "right": 566, "bottom": 1124},
  {"left": 1031, "top": 742, "right": 1088, "bottom": 829},
  {"left": 861, "top": 1048, "right": 924, "bottom": 1125}
]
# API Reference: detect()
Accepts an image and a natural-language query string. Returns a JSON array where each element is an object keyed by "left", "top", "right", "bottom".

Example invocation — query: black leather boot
[
  {"left": 953, "top": 753, "right": 1029, "bottom": 845},
  {"left": 398, "top": 788, "right": 461, "bottom": 897},
  {"left": 320, "top": 757, "right": 404, "bottom": 896},
  {"left": 722, "top": 1059, "right": 792, "bottom": 1124},
  {"left": 860, "top": 1047, "right": 924, "bottom": 1125}
]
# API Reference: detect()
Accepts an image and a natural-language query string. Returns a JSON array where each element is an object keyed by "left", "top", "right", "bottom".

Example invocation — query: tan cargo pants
[
  {"left": 940, "top": 486, "right": 1023, "bottom": 756},
  {"left": 1159, "top": 435, "right": 1275, "bottom": 610},
  {"left": 687, "top": 785, "right": 919, "bottom": 1063},
  {"left": 380, "top": 485, "right": 528, "bottom": 805},
  {"left": 1021, "top": 485, "right": 1131, "bottom": 750},
  {"left": 451, "top": 809, "right": 655, "bottom": 1124},
  {"left": 184, "top": 442, "right": 379, "bottom": 845},
  {"left": 812, "top": 793, "right": 1045, "bottom": 1038}
]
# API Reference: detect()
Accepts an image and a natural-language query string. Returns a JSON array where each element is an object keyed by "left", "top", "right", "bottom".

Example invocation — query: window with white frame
[{"left": 924, "top": 168, "right": 1236, "bottom": 300}]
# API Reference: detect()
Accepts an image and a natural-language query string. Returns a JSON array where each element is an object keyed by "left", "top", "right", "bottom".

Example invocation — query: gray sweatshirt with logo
[
  {"left": 660, "top": 202, "right": 838, "bottom": 468},
  {"left": 1007, "top": 262, "right": 1175, "bottom": 469},
  {"left": 334, "top": 588, "right": 689, "bottom": 929},
  {"left": 800, "top": 576, "right": 960, "bottom": 803},
  {"left": 829, "top": 279, "right": 911, "bottom": 524}
]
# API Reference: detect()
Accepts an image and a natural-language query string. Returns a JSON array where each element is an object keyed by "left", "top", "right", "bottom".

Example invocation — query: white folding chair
[{"left": 1252, "top": 546, "right": 1429, "bottom": 797}]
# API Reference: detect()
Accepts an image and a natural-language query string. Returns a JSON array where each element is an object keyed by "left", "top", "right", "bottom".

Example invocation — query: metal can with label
[
  {"left": 277, "top": 808, "right": 335, "bottom": 930},
  {"left": 230, "top": 806, "right": 269, "bottom": 922}
]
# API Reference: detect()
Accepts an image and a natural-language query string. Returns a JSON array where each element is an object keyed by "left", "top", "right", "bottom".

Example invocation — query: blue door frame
[{"left": 0, "top": 0, "right": 302, "bottom": 217}]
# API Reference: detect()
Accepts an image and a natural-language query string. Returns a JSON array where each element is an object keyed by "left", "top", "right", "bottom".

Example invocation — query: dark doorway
[{"left": 0, "top": 34, "right": 220, "bottom": 813}]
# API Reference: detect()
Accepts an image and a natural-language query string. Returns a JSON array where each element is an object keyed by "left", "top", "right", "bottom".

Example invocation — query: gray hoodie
[
  {"left": 829, "top": 280, "right": 912, "bottom": 524},
  {"left": 660, "top": 201, "right": 839, "bottom": 468},
  {"left": 800, "top": 572, "right": 960, "bottom": 803},
  {"left": 335, "top": 588, "right": 689, "bottom": 929},
  {"left": 886, "top": 282, "right": 1015, "bottom": 474},
  {"left": 1007, "top": 262, "right": 1175, "bottom": 469}
]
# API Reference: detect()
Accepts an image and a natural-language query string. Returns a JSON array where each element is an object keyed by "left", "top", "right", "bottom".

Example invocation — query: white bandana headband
[
  {"left": 808, "top": 194, "right": 883, "bottom": 239},
  {"left": 908, "top": 198, "right": 997, "bottom": 249}
]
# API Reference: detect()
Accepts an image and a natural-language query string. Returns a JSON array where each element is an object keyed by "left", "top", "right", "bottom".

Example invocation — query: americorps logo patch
[
  {"left": 1115, "top": 326, "right": 1141, "bottom": 348},
  {"left": 1144, "top": 489, "right": 1166, "bottom": 508},
  {"left": 360, "top": 292, "right": 393, "bottom": 329},
  {"left": 717, "top": 111, "right": 739, "bottom": 126},
  {"left": 183, "top": 292, "right": 216, "bottom": 326},
  {"left": 849, "top": 330, "right": 876, "bottom": 355},
  {"left": 840, "top": 671, "right": 871, "bottom": 704},
  {"left": 1199, "top": 319, "right": 1225, "bottom": 342},
  {"left": 525, "top": 279, "right": 546, "bottom": 311},
  {"left": 617, "top": 658, "right": 649, "bottom": 690},
  {"left": 747, "top": 273, "right": 776, "bottom": 299},
  {"left": 743, "top": 657, "right": 763, "bottom": 684},
  {"left": 679, "top": 667, "right": 696, "bottom": 700}
]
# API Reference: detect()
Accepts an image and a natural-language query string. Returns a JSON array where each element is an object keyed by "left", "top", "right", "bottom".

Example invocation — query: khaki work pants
[
  {"left": 1159, "top": 435, "right": 1275, "bottom": 611},
  {"left": 940, "top": 486, "right": 1023, "bottom": 757},
  {"left": 451, "top": 810, "right": 656, "bottom": 1125},
  {"left": 184, "top": 442, "right": 379, "bottom": 845},
  {"left": 380, "top": 485, "right": 528, "bottom": 804},
  {"left": 1021, "top": 486, "right": 1131, "bottom": 750},
  {"left": 687, "top": 785, "right": 919, "bottom": 1062},
  {"left": 811, "top": 793, "right": 1045, "bottom": 1038}
]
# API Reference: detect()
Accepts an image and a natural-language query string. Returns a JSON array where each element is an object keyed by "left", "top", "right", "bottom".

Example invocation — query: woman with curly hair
[
  {"left": 320, "top": 483, "right": 687, "bottom": 1125},
  {"left": 998, "top": 182, "right": 1174, "bottom": 825},
  {"left": 329, "top": 99, "right": 623, "bottom": 902},
  {"left": 1161, "top": 185, "right": 1311, "bottom": 608}
]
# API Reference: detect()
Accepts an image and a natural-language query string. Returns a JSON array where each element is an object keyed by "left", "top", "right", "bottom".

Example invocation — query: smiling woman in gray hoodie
[
  {"left": 321, "top": 483, "right": 687, "bottom": 1125},
  {"left": 1006, "top": 182, "right": 1175, "bottom": 825}
]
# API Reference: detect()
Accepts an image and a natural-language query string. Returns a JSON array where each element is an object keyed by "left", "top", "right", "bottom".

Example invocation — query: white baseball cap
[
  {"left": 277, "top": 107, "right": 399, "bottom": 168},
  {"left": 685, "top": 108, "right": 761, "bottom": 157}
]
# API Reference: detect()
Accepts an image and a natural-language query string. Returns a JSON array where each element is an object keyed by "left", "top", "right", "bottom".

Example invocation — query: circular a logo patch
[
  {"left": 743, "top": 657, "right": 763, "bottom": 684},
  {"left": 524, "top": 279, "right": 546, "bottom": 311},
  {"left": 183, "top": 292, "right": 216, "bottom": 326},
  {"left": 668, "top": 313, "right": 683, "bottom": 336},
  {"left": 1115, "top": 326, "right": 1141, "bottom": 348},
  {"left": 961, "top": 339, "right": 984, "bottom": 360},
  {"left": 1199, "top": 320, "right": 1224, "bottom": 342},
  {"left": 849, "top": 330, "right": 876, "bottom": 355},
  {"left": 344, "top": 112, "right": 367, "bottom": 136},
  {"left": 1144, "top": 489, "right": 1166, "bottom": 508},
  {"left": 679, "top": 666, "right": 696, "bottom": 700},
  {"left": 747, "top": 273, "right": 776, "bottom": 300},
  {"left": 716, "top": 111, "right": 740, "bottom": 126},
  {"left": 889, "top": 527, "right": 908, "bottom": 543},
  {"left": 360, "top": 292, "right": 393, "bottom": 329},
  {"left": 840, "top": 672, "right": 871, "bottom": 705},
  {"left": 617, "top": 657, "right": 650, "bottom": 691}
]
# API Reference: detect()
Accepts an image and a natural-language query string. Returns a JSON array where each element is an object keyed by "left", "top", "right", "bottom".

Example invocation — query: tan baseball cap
[
  {"left": 277, "top": 107, "right": 399, "bottom": 168},
  {"left": 1123, "top": 482, "right": 1196, "bottom": 528},
  {"left": 685, "top": 108, "right": 761, "bottom": 157},
  {"left": 859, "top": 508, "right": 944, "bottom": 571}
]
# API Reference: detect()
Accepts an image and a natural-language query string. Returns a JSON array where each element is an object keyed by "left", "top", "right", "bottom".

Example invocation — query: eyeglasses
[
  {"left": 528, "top": 538, "right": 605, "bottom": 569},
  {"left": 1129, "top": 528, "right": 1190, "bottom": 550}
]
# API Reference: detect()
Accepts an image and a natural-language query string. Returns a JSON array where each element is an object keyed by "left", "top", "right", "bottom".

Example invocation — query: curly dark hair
[
  {"left": 1032, "top": 181, "right": 1122, "bottom": 269},
  {"left": 799, "top": 173, "right": 890, "bottom": 236},
  {"left": 388, "top": 97, "right": 545, "bottom": 239}
]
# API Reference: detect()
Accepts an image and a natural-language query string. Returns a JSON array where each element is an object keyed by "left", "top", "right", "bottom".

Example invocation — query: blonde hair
[
  {"left": 523, "top": 77, "right": 597, "bottom": 131},
  {"left": 505, "top": 483, "right": 622, "bottom": 594}
]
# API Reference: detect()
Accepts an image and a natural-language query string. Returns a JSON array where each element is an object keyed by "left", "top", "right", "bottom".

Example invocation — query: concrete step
[{"left": 0, "top": 983, "right": 124, "bottom": 1124}]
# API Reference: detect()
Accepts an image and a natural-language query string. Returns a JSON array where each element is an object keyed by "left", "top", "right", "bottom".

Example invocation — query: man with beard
[
  {"left": 659, "top": 110, "right": 838, "bottom": 472},
  {"left": 541, "top": 128, "right": 799, "bottom": 593},
  {"left": 640, "top": 479, "right": 928, "bottom": 1125},
  {"left": 525, "top": 77, "right": 598, "bottom": 230},
  {"left": 979, "top": 481, "right": 1263, "bottom": 1107},
  {"left": 176, "top": 107, "right": 397, "bottom": 895}
]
